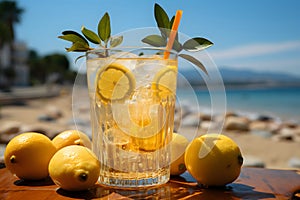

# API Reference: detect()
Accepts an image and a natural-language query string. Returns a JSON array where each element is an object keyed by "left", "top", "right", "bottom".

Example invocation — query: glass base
[{"left": 98, "top": 169, "right": 170, "bottom": 188}]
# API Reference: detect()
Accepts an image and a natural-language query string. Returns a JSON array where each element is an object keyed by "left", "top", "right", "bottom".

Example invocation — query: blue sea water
[{"left": 177, "top": 86, "right": 300, "bottom": 122}]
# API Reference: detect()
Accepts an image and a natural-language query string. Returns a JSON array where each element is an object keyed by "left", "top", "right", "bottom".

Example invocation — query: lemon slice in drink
[
  {"left": 152, "top": 65, "right": 177, "bottom": 96},
  {"left": 96, "top": 63, "right": 135, "bottom": 102}
]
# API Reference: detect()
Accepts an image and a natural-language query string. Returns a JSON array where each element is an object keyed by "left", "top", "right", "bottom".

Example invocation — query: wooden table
[{"left": 0, "top": 165, "right": 299, "bottom": 200}]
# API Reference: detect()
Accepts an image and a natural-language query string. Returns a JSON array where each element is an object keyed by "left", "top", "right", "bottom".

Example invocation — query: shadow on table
[
  {"left": 56, "top": 173, "right": 275, "bottom": 200},
  {"left": 228, "top": 183, "right": 275, "bottom": 200},
  {"left": 14, "top": 177, "right": 54, "bottom": 187}
]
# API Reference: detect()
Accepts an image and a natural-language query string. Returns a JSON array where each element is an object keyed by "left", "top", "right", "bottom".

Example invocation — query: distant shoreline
[
  {"left": 177, "top": 85, "right": 300, "bottom": 123},
  {"left": 182, "top": 82, "right": 300, "bottom": 91},
  {"left": 178, "top": 67, "right": 300, "bottom": 90}
]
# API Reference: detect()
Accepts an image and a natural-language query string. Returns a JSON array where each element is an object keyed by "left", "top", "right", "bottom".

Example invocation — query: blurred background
[{"left": 0, "top": 0, "right": 300, "bottom": 169}]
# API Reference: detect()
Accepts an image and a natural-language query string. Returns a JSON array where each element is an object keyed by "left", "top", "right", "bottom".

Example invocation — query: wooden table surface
[{"left": 0, "top": 165, "right": 299, "bottom": 200}]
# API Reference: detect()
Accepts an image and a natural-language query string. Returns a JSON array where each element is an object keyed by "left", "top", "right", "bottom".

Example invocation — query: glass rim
[{"left": 86, "top": 46, "right": 178, "bottom": 55}]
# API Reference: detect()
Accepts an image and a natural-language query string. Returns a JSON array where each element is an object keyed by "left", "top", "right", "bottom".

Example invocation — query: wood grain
[{"left": 0, "top": 167, "right": 299, "bottom": 200}]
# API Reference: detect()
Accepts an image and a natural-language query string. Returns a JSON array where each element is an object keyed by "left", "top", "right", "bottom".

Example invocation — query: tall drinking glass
[{"left": 86, "top": 47, "right": 178, "bottom": 188}]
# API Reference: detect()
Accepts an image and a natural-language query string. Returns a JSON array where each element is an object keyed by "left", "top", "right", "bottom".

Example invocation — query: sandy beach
[{"left": 0, "top": 85, "right": 300, "bottom": 170}]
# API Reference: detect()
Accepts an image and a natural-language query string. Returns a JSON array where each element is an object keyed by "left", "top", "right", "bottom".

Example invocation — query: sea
[
  {"left": 177, "top": 86, "right": 300, "bottom": 123},
  {"left": 72, "top": 74, "right": 300, "bottom": 123}
]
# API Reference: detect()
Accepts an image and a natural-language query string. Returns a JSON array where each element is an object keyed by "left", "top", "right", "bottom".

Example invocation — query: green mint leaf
[
  {"left": 142, "top": 34, "right": 167, "bottom": 47},
  {"left": 183, "top": 37, "right": 213, "bottom": 52},
  {"left": 170, "top": 16, "right": 179, "bottom": 41},
  {"left": 154, "top": 3, "right": 170, "bottom": 38},
  {"left": 59, "top": 30, "right": 88, "bottom": 45},
  {"left": 98, "top": 12, "right": 111, "bottom": 43},
  {"left": 170, "top": 15, "right": 175, "bottom": 28},
  {"left": 110, "top": 35, "right": 123, "bottom": 48},
  {"left": 172, "top": 39, "right": 183, "bottom": 52},
  {"left": 81, "top": 26, "right": 101, "bottom": 44},
  {"left": 179, "top": 54, "right": 208, "bottom": 75},
  {"left": 66, "top": 41, "right": 90, "bottom": 52},
  {"left": 75, "top": 55, "right": 86, "bottom": 63},
  {"left": 154, "top": 3, "right": 170, "bottom": 29}
]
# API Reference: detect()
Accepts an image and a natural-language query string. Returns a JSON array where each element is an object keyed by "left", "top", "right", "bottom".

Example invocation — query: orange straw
[{"left": 164, "top": 10, "right": 183, "bottom": 59}]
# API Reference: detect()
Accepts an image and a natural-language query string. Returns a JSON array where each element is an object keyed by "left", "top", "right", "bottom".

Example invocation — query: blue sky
[{"left": 15, "top": 0, "right": 300, "bottom": 76}]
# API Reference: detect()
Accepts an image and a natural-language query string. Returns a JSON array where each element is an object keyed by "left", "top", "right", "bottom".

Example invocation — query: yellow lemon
[
  {"left": 4, "top": 132, "right": 56, "bottom": 180},
  {"left": 96, "top": 63, "right": 135, "bottom": 103},
  {"left": 152, "top": 65, "right": 177, "bottom": 98},
  {"left": 184, "top": 134, "right": 243, "bottom": 186},
  {"left": 52, "top": 130, "right": 91, "bottom": 150},
  {"left": 48, "top": 145, "right": 100, "bottom": 191},
  {"left": 170, "top": 133, "right": 189, "bottom": 176}
]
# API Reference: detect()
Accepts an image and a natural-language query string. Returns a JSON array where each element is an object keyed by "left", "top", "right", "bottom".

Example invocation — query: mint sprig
[
  {"left": 81, "top": 26, "right": 101, "bottom": 44},
  {"left": 59, "top": 4, "right": 213, "bottom": 75},
  {"left": 58, "top": 12, "right": 123, "bottom": 54},
  {"left": 142, "top": 3, "right": 213, "bottom": 75},
  {"left": 98, "top": 12, "right": 110, "bottom": 43}
]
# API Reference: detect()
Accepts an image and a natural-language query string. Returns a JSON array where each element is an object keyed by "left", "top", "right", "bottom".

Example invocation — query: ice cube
[
  {"left": 110, "top": 52, "right": 138, "bottom": 71},
  {"left": 133, "top": 59, "right": 165, "bottom": 88},
  {"left": 112, "top": 85, "right": 166, "bottom": 139}
]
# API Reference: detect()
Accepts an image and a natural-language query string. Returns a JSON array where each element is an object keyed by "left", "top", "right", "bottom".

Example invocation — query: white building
[
  {"left": 13, "top": 41, "right": 29, "bottom": 86},
  {"left": 0, "top": 41, "right": 29, "bottom": 87}
]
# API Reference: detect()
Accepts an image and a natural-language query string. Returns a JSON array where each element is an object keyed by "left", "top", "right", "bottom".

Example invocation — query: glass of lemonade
[{"left": 86, "top": 47, "right": 178, "bottom": 188}]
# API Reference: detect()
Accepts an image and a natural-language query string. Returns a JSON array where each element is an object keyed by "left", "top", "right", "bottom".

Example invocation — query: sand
[{"left": 0, "top": 86, "right": 299, "bottom": 170}]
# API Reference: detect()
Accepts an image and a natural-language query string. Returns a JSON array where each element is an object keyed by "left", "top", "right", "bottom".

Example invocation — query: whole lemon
[
  {"left": 52, "top": 129, "right": 91, "bottom": 150},
  {"left": 4, "top": 132, "right": 57, "bottom": 180},
  {"left": 48, "top": 145, "right": 100, "bottom": 191},
  {"left": 184, "top": 134, "right": 243, "bottom": 186},
  {"left": 170, "top": 133, "right": 189, "bottom": 176}
]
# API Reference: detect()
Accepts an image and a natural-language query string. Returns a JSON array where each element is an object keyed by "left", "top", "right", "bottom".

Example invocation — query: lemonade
[{"left": 86, "top": 48, "right": 177, "bottom": 187}]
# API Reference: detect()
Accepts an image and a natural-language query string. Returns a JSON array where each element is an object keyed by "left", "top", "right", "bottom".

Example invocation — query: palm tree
[
  {"left": 0, "top": 0, "right": 24, "bottom": 88},
  {"left": 0, "top": 21, "right": 11, "bottom": 47},
  {"left": 0, "top": 0, "right": 24, "bottom": 43}
]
